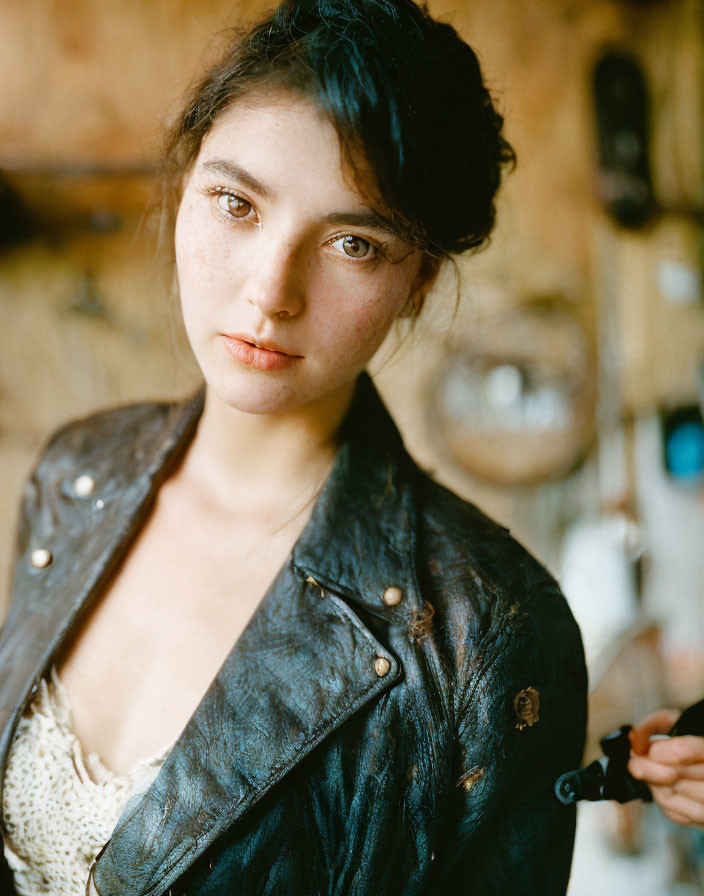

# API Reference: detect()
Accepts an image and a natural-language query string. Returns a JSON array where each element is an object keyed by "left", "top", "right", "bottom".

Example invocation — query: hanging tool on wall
[
  {"left": 0, "top": 174, "right": 35, "bottom": 251},
  {"left": 593, "top": 49, "right": 656, "bottom": 229}
]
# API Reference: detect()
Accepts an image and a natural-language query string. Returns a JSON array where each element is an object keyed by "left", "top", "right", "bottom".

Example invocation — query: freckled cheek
[
  {"left": 317, "top": 291, "right": 406, "bottom": 362},
  {"left": 176, "top": 202, "right": 230, "bottom": 268},
  {"left": 183, "top": 246, "right": 207, "bottom": 271},
  {"left": 350, "top": 279, "right": 411, "bottom": 333},
  {"left": 177, "top": 226, "right": 241, "bottom": 303}
]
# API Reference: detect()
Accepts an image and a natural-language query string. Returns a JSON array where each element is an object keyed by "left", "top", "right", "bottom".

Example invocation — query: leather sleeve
[
  {"left": 3, "top": 428, "right": 65, "bottom": 624},
  {"left": 427, "top": 579, "right": 588, "bottom": 895}
]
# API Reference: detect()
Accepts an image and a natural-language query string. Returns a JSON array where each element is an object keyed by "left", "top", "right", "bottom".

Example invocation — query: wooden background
[{"left": 0, "top": 0, "right": 703, "bottom": 610}]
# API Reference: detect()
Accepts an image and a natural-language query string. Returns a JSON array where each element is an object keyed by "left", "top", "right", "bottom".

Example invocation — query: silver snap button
[
  {"left": 383, "top": 585, "right": 403, "bottom": 606},
  {"left": 375, "top": 656, "right": 391, "bottom": 677},
  {"left": 74, "top": 474, "right": 95, "bottom": 497},
  {"left": 30, "top": 548, "right": 52, "bottom": 569}
]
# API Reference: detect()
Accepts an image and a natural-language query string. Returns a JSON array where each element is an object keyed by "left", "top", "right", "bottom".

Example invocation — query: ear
[
  {"left": 400, "top": 255, "right": 442, "bottom": 318},
  {"left": 415, "top": 254, "right": 442, "bottom": 295}
]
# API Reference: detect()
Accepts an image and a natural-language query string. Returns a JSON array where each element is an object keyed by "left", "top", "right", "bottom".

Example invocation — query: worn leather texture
[{"left": 0, "top": 373, "right": 587, "bottom": 896}]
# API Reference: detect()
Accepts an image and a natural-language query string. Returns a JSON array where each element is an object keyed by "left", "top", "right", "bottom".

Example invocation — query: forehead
[{"left": 194, "top": 88, "right": 381, "bottom": 209}]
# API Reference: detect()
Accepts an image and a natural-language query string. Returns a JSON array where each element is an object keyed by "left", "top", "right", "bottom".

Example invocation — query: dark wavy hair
[{"left": 164, "top": 0, "right": 515, "bottom": 258}]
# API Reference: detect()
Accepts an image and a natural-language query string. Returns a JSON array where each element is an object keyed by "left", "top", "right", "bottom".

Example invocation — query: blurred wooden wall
[{"left": 0, "top": 0, "right": 703, "bottom": 610}]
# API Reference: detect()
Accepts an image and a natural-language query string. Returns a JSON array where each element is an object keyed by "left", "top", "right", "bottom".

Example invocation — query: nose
[{"left": 246, "top": 235, "right": 305, "bottom": 319}]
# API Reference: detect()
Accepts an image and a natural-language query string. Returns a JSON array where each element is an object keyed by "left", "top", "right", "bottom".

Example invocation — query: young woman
[{"left": 0, "top": 0, "right": 587, "bottom": 893}]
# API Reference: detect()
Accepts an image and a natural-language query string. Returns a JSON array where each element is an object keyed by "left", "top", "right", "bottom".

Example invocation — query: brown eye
[
  {"left": 340, "top": 235, "right": 371, "bottom": 258},
  {"left": 217, "top": 192, "right": 252, "bottom": 218}
]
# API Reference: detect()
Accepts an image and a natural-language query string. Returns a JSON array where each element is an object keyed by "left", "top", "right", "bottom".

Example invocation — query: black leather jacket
[{"left": 0, "top": 374, "right": 587, "bottom": 896}]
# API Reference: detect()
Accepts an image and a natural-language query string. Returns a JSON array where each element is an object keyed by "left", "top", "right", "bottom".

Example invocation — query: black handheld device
[{"left": 555, "top": 697, "right": 704, "bottom": 806}]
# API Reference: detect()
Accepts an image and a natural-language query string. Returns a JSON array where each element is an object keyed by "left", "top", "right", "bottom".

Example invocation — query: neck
[{"left": 179, "top": 379, "right": 357, "bottom": 518}]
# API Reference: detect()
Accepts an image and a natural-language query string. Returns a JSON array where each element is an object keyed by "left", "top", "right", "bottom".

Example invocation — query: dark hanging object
[
  {"left": 592, "top": 50, "right": 656, "bottom": 228},
  {"left": 0, "top": 174, "right": 36, "bottom": 250}
]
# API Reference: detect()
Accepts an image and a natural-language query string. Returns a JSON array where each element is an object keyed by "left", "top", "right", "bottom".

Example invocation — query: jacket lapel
[
  {"left": 92, "top": 561, "right": 402, "bottom": 896},
  {"left": 293, "top": 373, "right": 424, "bottom": 620},
  {"left": 0, "top": 390, "right": 205, "bottom": 794}
]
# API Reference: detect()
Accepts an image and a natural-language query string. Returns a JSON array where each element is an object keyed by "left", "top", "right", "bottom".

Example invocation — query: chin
[{"left": 209, "top": 372, "right": 312, "bottom": 416}]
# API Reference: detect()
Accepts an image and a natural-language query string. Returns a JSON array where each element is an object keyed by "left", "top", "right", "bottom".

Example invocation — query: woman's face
[{"left": 175, "top": 89, "right": 432, "bottom": 415}]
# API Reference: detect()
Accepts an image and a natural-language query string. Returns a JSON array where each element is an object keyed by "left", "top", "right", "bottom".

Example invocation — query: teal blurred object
[{"left": 662, "top": 406, "right": 704, "bottom": 482}]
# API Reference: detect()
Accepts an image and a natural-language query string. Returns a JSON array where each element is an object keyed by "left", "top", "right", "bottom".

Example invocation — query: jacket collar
[
  {"left": 293, "top": 371, "right": 424, "bottom": 620},
  {"left": 1, "top": 374, "right": 422, "bottom": 896},
  {"left": 0, "top": 388, "right": 206, "bottom": 786}
]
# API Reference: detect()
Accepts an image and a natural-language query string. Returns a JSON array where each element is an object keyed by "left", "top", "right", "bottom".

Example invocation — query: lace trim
[{"left": 2, "top": 668, "right": 170, "bottom": 896}]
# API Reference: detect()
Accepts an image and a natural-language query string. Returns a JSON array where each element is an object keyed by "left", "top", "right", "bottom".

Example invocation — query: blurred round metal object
[{"left": 429, "top": 303, "right": 596, "bottom": 485}]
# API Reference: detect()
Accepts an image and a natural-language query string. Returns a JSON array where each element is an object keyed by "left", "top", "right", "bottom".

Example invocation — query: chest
[{"left": 55, "top": 483, "right": 311, "bottom": 775}]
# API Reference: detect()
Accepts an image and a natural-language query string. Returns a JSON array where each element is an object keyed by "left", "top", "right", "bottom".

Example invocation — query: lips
[{"left": 221, "top": 333, "right": 303, "bottom": 371}]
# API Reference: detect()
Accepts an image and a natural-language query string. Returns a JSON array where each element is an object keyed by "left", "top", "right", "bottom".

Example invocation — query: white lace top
[{"left": 2, "top": 668, "right": 171, "bottom": 896}]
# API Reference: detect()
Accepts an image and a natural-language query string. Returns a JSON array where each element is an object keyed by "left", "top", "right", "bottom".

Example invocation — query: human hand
[{"left": 628, "top": 709, "right": 704, "bottom": 827}]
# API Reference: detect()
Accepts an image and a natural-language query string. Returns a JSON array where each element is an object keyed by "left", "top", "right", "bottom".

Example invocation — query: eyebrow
[
  {"left": 202, "top": 158, "right": 274, "bottom": 200},
  {"left": 321, "top": 211, "right": 407, "bottom": 242},
  {"left": 201, "top": 157, "right": 408, "bottom": 242}
]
